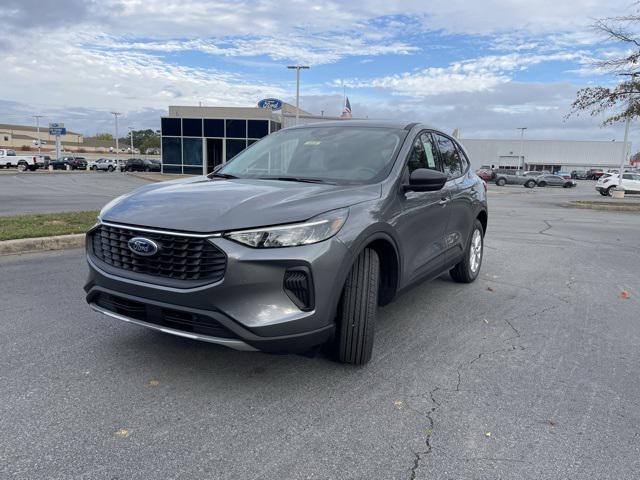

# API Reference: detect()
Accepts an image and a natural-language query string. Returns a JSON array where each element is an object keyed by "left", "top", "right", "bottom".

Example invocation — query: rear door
[
  {"left": 396, "top": 131, "right": 450, "bottom": 284},
  {"left": 433, "top": 133, "right": 476, "bottom": 266}
]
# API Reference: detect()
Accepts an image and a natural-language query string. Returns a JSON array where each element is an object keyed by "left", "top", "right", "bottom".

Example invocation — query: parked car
[
  {"left": 49, "top": 156, "right": 88, "bottom": 170},
  {"left": 95, "top": 158, "right": 120, "bottom": 172},
  {"left": 124, "top": 158, "right": 161, "bottom": 172},
  {"left": 595, "top": 173, "right": 640, "bottom": 196},
  {"left": 586, "top": 169, "right": 605, "bottom": 180},
  {"left": 0, "top": 149, "right": 39, "bottom": 171},
  {"left": 523, "top": 170, "right": 549, "bottom": 177},
  {"left": 494, "top": 170, "right": 537, "bottom": 188},
  {"left": 571, "top": 170, "right": 588, "bottom": 180},
  {"left": 85, "top": 121, "right": 488, "bottom": 365},
  {"left": 536, "top": 174, "right": 576, "bottom": 188},
  {"left": 556, "top": 171, "right": 572, "bottom": 180},
  {"left": 475, "top": 169, "right": 494, "bottom": 181}
]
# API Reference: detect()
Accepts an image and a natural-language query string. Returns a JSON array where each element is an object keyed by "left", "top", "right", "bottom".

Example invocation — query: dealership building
[
  {"left": 458, "top": 138, "right": 630, "bottom": 172},
  {"left": 160, "top": 104, "right": 632, "bottom": 175},
  {"left": 160, "top": 103, "right": 343, "bottom": 174}
]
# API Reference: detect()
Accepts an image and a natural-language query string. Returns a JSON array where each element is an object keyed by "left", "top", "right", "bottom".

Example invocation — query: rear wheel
[
  {"left": 335, "top": 248, "right": 379, "bottom": 365},
  {"left": 107, "top": 165, "right": 114, "bottom": 172},
  {"left": 17, "top": 161, "right": 27, "bottom": 172},
  {"left": 538, "top": 181, "right": 547, "bottom": 187},
  {"left": 496, "top": 178, "right": 506, "bottom": 186},
  {"left": 144, "top": 166, "right": 151, "bottom": 172},
  {"left": 525, "top": 180, "right": 535, "bottom": 188},
  {"left": 450, "top": 219, "right": 484, "bottom": 283}
]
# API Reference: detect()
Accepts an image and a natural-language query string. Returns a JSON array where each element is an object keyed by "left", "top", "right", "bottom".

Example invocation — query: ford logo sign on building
[
  {"left": 128, "top": 237, "right": 159, "bottom": 256},
  {"left": 257, "top": 98, "right": 284, "bottom": 111}
]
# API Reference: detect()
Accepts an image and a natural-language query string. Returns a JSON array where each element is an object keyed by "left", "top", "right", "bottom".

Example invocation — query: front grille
[
  {"left": 284, "top": 268, "right": 314, "bottom": 311},
  {"left": 90, "top": 224, "right": 226, "bottom": 283},
  {"left": 93, "top": 293, "right": 238, "bottom": 339}
]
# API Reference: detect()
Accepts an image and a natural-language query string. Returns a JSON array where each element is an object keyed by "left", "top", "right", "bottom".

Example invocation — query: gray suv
[{"left": 84, "top": 121, "right": 488, "bottom": 364}]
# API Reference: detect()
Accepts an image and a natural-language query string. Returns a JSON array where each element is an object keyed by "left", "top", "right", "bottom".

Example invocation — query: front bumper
[{"left": 84, "top": 225, "right": 354, "bottom": 353}]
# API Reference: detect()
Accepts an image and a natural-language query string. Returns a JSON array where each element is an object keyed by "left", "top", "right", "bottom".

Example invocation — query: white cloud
[
  {"left": 1, "top": 32, "right": 287, "bottom": 112},
  {"left": 339, "top": 52, "right": 587, "bottom": 97}
]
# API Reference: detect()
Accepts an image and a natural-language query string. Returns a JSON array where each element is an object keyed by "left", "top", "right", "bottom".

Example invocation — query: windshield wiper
[
  {"left": 257, "top": 176, "right": 336, "bottom": 185},
  {"left": 211, "top": 172, "right": 239, "bottom": 179}
]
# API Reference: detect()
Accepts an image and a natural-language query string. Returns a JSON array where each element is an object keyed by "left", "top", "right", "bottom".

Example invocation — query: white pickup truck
[{"left": 0, "top": 149, "right": 40, "bottom": 171}]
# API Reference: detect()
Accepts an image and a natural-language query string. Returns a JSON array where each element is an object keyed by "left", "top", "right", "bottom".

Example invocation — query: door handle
[{"left": 438, "top": 198, "right": 449, "bottom": 206}]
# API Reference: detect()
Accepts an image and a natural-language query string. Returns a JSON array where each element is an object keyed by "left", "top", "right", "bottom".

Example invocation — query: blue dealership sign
[
  {"left": 49, "top": 127, "right": 67, "bottom": 136},
  {"left": 258, "top": 98, "right": 284, "bottom": 111}
]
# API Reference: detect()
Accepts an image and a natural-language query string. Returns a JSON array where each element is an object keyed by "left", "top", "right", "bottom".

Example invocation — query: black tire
[
  {"left": 5, "top": 163, "right": 10, "bottom": 169},
  {"left": 450, "top": 219, "right": 484, "bottom": 284},
  {"left": 496, "top": 178, "right": 506, "bottom": 186},
  {"left": 144, "top": 166, "right": 151, "bottom": 172},
  {"left": 607, "top": 186, "right": 616, "bottom": 196},
  {"left": 107, "top": 165, "right": 114, "bottom": 172},
  {"left": 525, "top": 180, "right": 535, "bottom": 188},
  {"left": 538, "top": 181, "right": 547, "bottom": 187},
  {"left": 599, "top": 190, "right": 608, "bottom": 196},
  {"left": 335, "top": 248, "right": 379, "bottom": 365}
]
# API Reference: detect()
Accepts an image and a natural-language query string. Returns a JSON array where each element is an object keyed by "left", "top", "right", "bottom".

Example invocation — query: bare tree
[{"left": 569, "top": 8, "right": 640, "bottom": 125}]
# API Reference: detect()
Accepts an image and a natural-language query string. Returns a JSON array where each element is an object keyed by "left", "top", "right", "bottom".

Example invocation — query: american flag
[{"left": 341, "top": 97, "right": 352, "bottom": 118}]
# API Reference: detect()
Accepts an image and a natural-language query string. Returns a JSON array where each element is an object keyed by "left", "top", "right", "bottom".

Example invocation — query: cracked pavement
[{"left": 2, "top": 180, "right": 640, "bottom": 479}]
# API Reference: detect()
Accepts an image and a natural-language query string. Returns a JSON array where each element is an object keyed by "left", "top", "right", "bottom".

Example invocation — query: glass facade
[{"left": 161, "top": 116, "right": 275, "bottom": 174}]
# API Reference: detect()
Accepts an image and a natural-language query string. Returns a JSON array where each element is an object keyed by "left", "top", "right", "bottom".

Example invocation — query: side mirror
[{"left": 403, "top": 168, "right": 448, "bottom": 192}]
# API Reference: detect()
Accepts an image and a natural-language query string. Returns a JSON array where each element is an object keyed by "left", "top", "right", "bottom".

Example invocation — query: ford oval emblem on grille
[{"left": 128, "top": 237, "right": 159, "bottom": 256}]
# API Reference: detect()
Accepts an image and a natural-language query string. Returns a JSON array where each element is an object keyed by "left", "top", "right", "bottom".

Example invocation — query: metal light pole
[
  {"left": 287, "top": 65, "right": 310, "bottom": 125},
  {"left": 617, "top": 72, "right": 637, "bottom": 195},
  {"left": 128, "top": 127, "right": 134, "bottom": 154},
  {"left": 517, "top": 127, "right": 527, "bottom": 171},
  {"left": 111, "top": 112, "right": 121, "bottom": 162},
  {"left": 33, "top": 115, "right": 43, "bottom": 159}
]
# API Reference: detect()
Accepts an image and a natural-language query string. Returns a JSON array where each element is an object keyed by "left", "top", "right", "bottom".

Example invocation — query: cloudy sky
[{"left": 1, "top": 0, "right": 638, "bottom": 145}]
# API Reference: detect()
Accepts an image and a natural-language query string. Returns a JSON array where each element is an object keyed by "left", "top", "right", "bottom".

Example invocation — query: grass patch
[{"left": 0, "top": 211, "right": 99, "bottom": 241}]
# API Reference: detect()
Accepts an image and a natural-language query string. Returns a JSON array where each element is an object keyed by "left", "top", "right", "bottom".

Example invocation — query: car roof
[{"left": 286, "top": 120, "right": 437, "bottom": 131}]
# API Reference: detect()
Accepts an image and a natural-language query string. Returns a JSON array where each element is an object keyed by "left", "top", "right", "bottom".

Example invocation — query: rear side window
[
  {"left": 434, "top": 135, "right": 463, "bottom": 178},
  {"left": 407, "top": 132, "right": 440, "bottom": 173}
]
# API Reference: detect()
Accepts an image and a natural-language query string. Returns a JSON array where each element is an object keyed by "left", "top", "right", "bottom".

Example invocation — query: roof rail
[{"left": 404, "top": 122, "right": 419, "bottom": 131}]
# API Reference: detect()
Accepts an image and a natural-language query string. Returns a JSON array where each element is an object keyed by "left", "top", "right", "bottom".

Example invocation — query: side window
[
  {"left": 435, "top": 134, "right": 462, "bottom": 178},
  {"left": 622, "top": 174, "right": 633, "bottom": 180},
  {"left": 407, "top": 132, "right": 440, "bottom": 173}
]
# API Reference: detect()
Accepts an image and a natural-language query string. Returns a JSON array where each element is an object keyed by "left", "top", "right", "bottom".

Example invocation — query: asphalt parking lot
[
  {"left": 0, "top": 172, "right": 150, "bottom": 215},
  {"left": 2, "top": 180, "right": 640, "bottom": 479}
]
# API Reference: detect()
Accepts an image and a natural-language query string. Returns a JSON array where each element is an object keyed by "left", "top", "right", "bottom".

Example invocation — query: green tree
[
  {"left": 119, "top": 129, "right": 160, "bottom": 153},
  {"left": 94, "top": 133, "right": 114, "bottom": 140}
]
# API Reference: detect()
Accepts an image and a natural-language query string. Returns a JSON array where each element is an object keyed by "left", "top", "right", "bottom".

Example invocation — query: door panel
[
  {"left": 434, "top": 134, "right": 475, "bottom": 266},
  {"left": 396, "top": 132, "right": 450, "bottom": 285}
]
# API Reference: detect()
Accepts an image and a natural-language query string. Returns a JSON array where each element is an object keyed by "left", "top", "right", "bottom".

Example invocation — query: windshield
[{"left": 216, "top": 126, "right": 407, "bottom": 184}]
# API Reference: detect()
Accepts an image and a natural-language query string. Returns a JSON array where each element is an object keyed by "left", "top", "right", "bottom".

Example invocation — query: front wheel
[
  {"left": 599, "top": 190, "right": 608, "bottom": 196},
  {"left": 525, "top": 180, "right": 535, "bottom": 188},
  {"left": 538, "top": 181, "right": 547, "bottom": 187},
  {"left": 450, "top": 219, "right": 484, "bottom": 283},
  {"left": 496, "top": 178, "right": 506, "bottom": 186},
  {"left": 107, "top": 166, "right": 114, "bottom": 172},
  {"left": 335, "top": 248, "right": 379, "bottom": 365},
  {"left": 607, "top": 186, "right": 616, "bottom": 196}
]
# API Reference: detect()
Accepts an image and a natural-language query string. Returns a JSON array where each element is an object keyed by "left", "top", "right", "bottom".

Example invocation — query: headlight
[{"left": 224, "top": 208, "right": 349, "bottom": 248}]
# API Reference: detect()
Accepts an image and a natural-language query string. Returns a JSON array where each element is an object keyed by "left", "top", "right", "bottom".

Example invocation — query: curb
[
  {"left": 0, "top": 233, "right": 86, "bottom": 256},
  {"left": 565, "top": 201, "right": 640, "bottom": 212}
]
